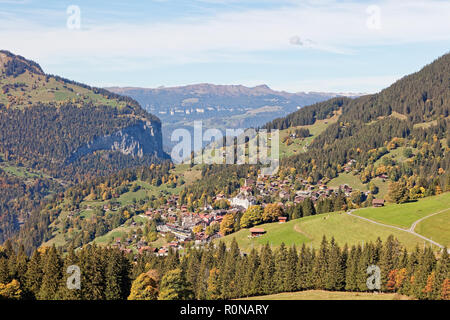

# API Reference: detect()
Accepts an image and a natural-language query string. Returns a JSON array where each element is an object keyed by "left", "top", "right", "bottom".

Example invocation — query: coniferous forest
[{"left": 0, "top": 236, "right": 448, "bottom": 300}]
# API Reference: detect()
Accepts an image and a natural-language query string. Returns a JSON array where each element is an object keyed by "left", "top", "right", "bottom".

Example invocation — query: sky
[{"left": 1, "top": 0, "right": 449, "bottom": 93}]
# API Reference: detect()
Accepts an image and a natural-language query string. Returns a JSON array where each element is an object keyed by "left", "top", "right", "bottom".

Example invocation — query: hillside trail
[{"left": 346, "top": 208, "right": 450, "bottom": 253}]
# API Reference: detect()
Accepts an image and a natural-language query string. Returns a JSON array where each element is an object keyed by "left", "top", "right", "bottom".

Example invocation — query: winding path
[{"left": 346, "top": 208, "right": 449, "bottom": 253}]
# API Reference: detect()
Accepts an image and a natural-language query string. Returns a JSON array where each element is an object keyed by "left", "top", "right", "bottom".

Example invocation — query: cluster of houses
[{"left": 111, "top": 171, "right": 384, "bottom": 254}]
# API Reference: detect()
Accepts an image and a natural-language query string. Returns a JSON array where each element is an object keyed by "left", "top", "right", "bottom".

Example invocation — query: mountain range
[{"left": 107, "top": 84, "right": 355, "bottom": 151}]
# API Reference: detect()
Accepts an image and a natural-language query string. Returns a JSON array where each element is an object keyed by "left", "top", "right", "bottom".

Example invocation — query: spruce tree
[
  {"left": 285, "top": 245, "right": 298, "bottom": 292},
  {"left": 24, "top": 250, "right": 42, "bottom": 299},
  {"left": 312, "top": 236, "right": 329, "bottom": 289},
  {"left": 39, "top": 246, "right": 63, "bottom": 300},
  {"left": 274, "top": 243, "right": 288, "bottom": 293},
  {"left": 158, "top": 268, "right": 194, "bottom": 300}
]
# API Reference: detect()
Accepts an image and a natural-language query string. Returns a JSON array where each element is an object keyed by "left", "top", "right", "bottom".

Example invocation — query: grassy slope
[
  {"left": 354, "top": 193, "right": 450, "bottom": 229},
  {"left": 278, "top": 109, "right": 341, "bottom": 159},
  {"left": 326, "top": 146, "right": 419, "bottom": 196},
  {"left": 327, "top": 172, "right": 367, "bottom": 190},
  {"left": 415, "top": 209, "right": 450, "bottom": 247},
  {"left": 0, "top": 68, "right": 127, "bottom": 109},
  {"left": 240, "top": 290, "right": 407, "bottom": 300},
  {"left": 327, "top": 172, "right": 390, "bottom": 198},
  {"left": 193, "top": 109, "right": 341, "bottom": 164}
]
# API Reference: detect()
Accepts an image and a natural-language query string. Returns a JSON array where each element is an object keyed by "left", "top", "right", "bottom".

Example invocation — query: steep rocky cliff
[{"left": 67, "top": 119, "right": 165, "bottom": 163}]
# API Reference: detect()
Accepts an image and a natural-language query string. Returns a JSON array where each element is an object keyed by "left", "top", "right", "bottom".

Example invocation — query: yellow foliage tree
[
  {"left": 128, "top": 270, "right": 159, "bottom": 300},
  {"left": 0, "top": 279, "right": 22, "bottom": 300}
]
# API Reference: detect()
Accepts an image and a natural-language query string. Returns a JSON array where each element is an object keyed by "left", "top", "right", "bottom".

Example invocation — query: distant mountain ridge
[
  {"left": 107, "top": 83, "right": 348, "bottom": 98},
  {"left": 107, "top": 83, "right": 353, "bottom": 151}
]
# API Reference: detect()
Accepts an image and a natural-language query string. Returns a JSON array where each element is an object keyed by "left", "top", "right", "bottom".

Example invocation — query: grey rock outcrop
[{"left": 67, "top": 120, "right": 166, "bottom": 163}]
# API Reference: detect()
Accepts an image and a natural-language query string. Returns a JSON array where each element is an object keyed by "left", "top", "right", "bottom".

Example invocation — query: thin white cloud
[
  {"left": 0, "top": 0, "right": 448, "bottom": 93},
  {"left": 1, "top": 0, "right": 449, "bottom": 65},
  {"left": 272, "top": 75, "right": 403, "bottom": 94}
]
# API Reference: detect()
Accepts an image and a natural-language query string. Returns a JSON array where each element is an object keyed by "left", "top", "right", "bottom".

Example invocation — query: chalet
[
  {"left": 279, "top": 190, "right": 290, "bottom": 199},
  {"left": 294, "top": 195, "right": 306, "bottom": 203},
  {"left": 215, "top": 194, "right": 226, "bottom": 200},
  {"left": 372, "top": 199, "right": 385, "bottom": 207},
  {"left": 157, "top": 248, "right": 168, "bottom": 256},
  {"left": 139, "top": 246, "right": 157, "bottom": 254},
  {"left": 278, "top": 216, "right": 287, "bottom": 223},
  {"left": 212, "top": 209, "right": 227, "bottom": 216},
  {"left": 296, "top": 190, "right": 311, "bottom": 196},
  {"left": 339, "top": 184, "right": 353, "bottom": 194},
  {"left": 145, "top": 209, "right": 153, "bottom": 216},
  {"left": 240, "top": 186, "right": 253, "bottom": 194},
  {"left": 245, "top": 179, "right": 255, "bottom": 187}
]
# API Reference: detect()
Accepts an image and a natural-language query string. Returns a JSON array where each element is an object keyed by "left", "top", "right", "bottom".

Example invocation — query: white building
[{"left": 230, "top": 194, "right": 256, "bottom": 209}]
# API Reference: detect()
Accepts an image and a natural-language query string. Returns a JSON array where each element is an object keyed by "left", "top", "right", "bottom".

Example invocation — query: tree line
[{"left": 0, "top": 236, "right": 448, "bottom": 300}]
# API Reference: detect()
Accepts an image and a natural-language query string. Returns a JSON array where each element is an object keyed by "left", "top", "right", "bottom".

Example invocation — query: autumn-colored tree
[
  {"left": 128, "top": 270, "right": 159, "bottom": 300},
  {"left": 219, "top": 214, "right": 235, "bottom": 236},
  {"left": 206, "top": 268, "right": 221, "bottom": 300},
  {"left": 240, "top": 205, "right": 263, "bottom": 228},
  {"left": 192, "top": 225, "right": 203, "bottom": 234},
  {"left": 388, "top": 181, "right": 409, "bottom": 204},
  {"left": 262, "top": 203, "right": 283, "bottom": 223},
  {"left": 386, "top": 269, "right": 398, "bottom": 292},
  {"left": 0, "top": 279, "right": 22, "bottom": 300}
]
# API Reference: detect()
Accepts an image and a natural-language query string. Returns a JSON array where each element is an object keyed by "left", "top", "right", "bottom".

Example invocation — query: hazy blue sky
[{"left": 1, "top": 0, "right": 449, "bottom": 93}]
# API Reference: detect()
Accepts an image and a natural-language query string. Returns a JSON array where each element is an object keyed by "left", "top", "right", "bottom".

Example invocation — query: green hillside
[
  {"left": 0, "top": 50, "right": 133, "bottom": 110},
  {"left": 218, "top": 193, "right": 450, "bottom": 252},
  {"left": 354, "top": 193, "right": 450, "bottom": 228},
  {"left": 413, "top": 209, "right": 450, "bottom": 247}
]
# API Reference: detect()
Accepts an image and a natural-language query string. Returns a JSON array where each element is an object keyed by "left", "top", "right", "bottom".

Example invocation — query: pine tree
[
  {"left": 302, "top": 198, "right": 316, "bottom": 216},
  {"left": 24, "top": 250, "right": 42, "bottom": 299},
  {"left": 14, "top": 245, "right": 28, "bottom": 286},
  {"left": 345, "top": 245, "right": 359, "bottom": 291},
  {"left": 39, "top": 246, "right": 63, "bottom": 300},
  {"left": 379, "top": 235, "right": 401, "bottom": 291},
  {"left": 326, "top": 238, "right": 345, "bottom": 291},
  {"left": 356, "top": 244, "right": 371, "bottom": 292},
  {"left": 55, "top": 246, "right": 80, "bottom": 300},
  {"left": 312, "top": 236, "right": 329, "bottom": 289},
  {"left": 105, "top": 249, "right": 130, "bottom": 300},
  {"left": 0, "top": 257, "right": 9, "bottom": 284},
  {"left": 220, "top": 238, "right": 240, "bottom": 299},
  {"left": 206, "top": 267, "right": 221, "bottom": 300},
  {"left": 273, "top": 243, "right": 288, "bottom": 293},
  {"left": 411, "top": 246, "right": 436, "bottom": 299},
  {"left": 432, "top": 248, "right": 449, "bottom": 300},
  {"left": 260, "top": 244, "right": 275, "bottom": 294},
  {"left": 158, "top": 268, "right": 194, "bottom": 300},
  {"left": 285, "top": 245, "right": 298, "bottom": 292}
]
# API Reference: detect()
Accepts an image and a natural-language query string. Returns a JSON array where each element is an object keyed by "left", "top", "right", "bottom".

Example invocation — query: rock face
[{"left": 67, "top": 119, "right": 166, "bottom": 163}]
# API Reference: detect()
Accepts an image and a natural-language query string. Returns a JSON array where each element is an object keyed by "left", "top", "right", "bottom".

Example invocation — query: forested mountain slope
[
  {"left": 0, "top": 50, "right": 167, "bottom": 245},
  {"left": 266, "top": 53, "right": 449, "bottom": 189},
  {"left": 0, "top": 50, "right": 167, "bottom": 180}
]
